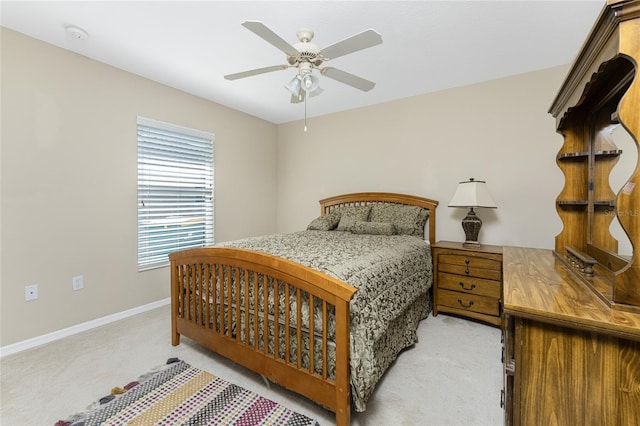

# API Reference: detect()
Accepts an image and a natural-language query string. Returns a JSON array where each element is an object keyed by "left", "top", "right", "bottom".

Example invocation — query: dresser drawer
[
  {"left": 438, "top": 254, "right": 501, "bottom": 271},
  {"left": 438, "top": 263, "right": 502, "bottom": 281},
  {"left": 438, "top": 289, "right": 500, "bottom": 316},
  {"left": 438, "top": 272, "right": 501, "bottom": 298}
]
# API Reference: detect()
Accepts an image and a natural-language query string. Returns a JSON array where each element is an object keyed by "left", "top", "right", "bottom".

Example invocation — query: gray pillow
[
  {"left": 307, "top": 209, "right": 341, "bottom": 231},
  {"left": 369, "top": 204, "right": 429, "bottom": 237},
  {"left": 414, "top": 208, "right": 430, "bottom": 237},
  {"left": 336, "top": 205, "right": 372, "bottom": 231},
  {"left": 352, "top": 221, "right": 397, "bottom": 236}
]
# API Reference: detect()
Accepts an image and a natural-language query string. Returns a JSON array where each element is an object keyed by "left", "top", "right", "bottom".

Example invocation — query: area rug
[{"left": 55, "top": 358, "right": 320, "bottom": 426}]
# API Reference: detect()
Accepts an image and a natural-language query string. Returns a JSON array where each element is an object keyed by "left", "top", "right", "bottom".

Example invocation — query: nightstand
[{"left": 432, "top": 241, "right": 503, "bottom": 327}]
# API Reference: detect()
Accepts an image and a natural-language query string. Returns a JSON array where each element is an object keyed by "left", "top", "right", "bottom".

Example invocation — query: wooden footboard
[{"left": 169, "top": 247, "right": 357, "bottom": 426}]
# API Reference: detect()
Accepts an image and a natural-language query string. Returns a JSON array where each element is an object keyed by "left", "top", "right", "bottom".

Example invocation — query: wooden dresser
[
  {"left": 502, "top": 247, "right": 640, "bottom": 426},
  {"left": 501, "top": 2, "right": 640, "bottom": 424},
  {"left": 432, "top": 241, "right": 503, "bottom": 326}
]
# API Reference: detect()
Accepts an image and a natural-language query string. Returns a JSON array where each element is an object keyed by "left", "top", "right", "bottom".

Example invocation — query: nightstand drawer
[
  {"left": 438, "top": 272, "right": 501, "bottom": 298},
  {"left": 438, "top": 263, "right": 501, "bottom": 281},
  {"left": 438, "top": 289, "right": 500, "bottom": 316},
  {"left": 438, "top": 254, "right": 501, "bottom": 271}
]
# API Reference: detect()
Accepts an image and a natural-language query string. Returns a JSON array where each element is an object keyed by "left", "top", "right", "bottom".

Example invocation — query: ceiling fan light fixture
[
  {"left": 301, "top": 73, "right": 320, "bottom": 93},
  {"left": 285, "top": 75, "right": 301, "bottom": 96}
]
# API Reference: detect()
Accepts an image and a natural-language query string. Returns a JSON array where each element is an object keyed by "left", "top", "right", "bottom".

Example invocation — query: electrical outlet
[
  {"left": 25, "top": 284, "right": 38, "bottom": 301},
  {"left": 72, "top": 275, "right": 84, "bottom": 291}
]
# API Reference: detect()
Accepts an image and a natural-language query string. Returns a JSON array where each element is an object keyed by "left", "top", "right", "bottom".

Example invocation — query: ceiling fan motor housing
[{"left": 289, "top": 41, "right": 322, "bottom": 67}]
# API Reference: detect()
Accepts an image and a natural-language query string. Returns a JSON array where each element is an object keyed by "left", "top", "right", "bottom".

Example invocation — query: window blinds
[{"left": 137, "top": 118, "right": 214, "bottom": 270}]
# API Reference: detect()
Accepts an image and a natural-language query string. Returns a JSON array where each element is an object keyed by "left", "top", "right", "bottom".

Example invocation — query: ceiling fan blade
[
  {"left": 224, "top": 65, "right": 287, "bottom": 80},
  {"left": 242, "top": 21, "right": 298, "bottom": 56},
  {"left": 320, "top": 29, "right": 382, "bottom": 60},
  {"left": 291, "top": 91, "right": 305, "bottom": 104},
  {"left": 321, "top": 67, "right": 376, "bottom": 91}
]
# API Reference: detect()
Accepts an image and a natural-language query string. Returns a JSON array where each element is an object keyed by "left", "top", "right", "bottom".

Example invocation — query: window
[{"left": 137, "top": 117, "right": 214, "bottom": 271}]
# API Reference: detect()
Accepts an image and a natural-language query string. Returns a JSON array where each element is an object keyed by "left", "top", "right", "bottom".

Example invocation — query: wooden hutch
[{"left": 502, "top": 1, "right": 640, "bottom": 425}]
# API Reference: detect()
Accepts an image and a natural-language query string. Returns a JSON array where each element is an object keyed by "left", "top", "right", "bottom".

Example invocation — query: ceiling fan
[{"left": 224, "top": 21, "right": 382, "bottom": 103}]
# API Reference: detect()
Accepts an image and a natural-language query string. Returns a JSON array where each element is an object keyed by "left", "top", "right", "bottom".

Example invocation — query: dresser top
[{"left": 503, "top": 246, "right": 640, "bottom": 341}]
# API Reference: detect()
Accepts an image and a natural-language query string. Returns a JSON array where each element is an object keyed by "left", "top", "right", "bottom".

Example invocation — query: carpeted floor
[{"left": 1, "top": 304, "right": 504, "bottom": 426}]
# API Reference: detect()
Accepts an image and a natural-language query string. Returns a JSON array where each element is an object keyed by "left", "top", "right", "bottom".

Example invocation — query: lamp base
[{"left": 461, "top": 208, "right": 482, "bottom": 247}]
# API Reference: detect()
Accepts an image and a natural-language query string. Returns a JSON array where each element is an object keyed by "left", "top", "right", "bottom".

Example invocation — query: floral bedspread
[{"left": 218, "top": 230, "right": 433, "bottom": 411}]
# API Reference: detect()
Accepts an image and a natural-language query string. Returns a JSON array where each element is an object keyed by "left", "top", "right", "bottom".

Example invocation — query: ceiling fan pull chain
[{"left": 304, "top": 94, "right": 308, "bottom": 132}]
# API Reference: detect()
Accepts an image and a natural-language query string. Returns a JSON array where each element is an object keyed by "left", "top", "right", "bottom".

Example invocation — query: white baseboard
[{"left": 0, "top": 298, "right": 170, "bottom": 358}]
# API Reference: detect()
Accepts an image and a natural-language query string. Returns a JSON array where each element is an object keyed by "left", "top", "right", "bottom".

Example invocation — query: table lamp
[{"left": 448, "top": 178, "right": 497, "bottom": 247}]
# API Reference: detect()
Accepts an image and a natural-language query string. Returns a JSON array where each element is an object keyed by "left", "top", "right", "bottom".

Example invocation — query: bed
[{"left": 169, "top": 192, "right": 438, "bottom": 426}]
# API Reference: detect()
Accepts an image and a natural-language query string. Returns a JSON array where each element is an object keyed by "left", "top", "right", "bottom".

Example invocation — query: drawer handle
[
  {"left": 465, "top": 258, "right": 470, "bottom": 264},
  {"left": 465, "top": 268, "right": 470, "bottom": 275},
  {"left": 457, "top": 298, "right": 474, "bottom": 308},
  {"left": 459, "top": 282, "right": 476, "bottom": 291}
]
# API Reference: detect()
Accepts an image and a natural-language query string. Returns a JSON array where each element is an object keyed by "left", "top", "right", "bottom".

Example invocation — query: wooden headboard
[{"left": 319, "top": 192, "right": 439, "bottom": 245}]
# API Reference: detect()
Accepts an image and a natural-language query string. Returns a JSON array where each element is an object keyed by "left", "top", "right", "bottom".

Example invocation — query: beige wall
[
  {"left": 277, "top": 65, "right": 568, "bottom": 249},
  {"left": 0, "top": 28, "right": 278, "bottom": 346}
]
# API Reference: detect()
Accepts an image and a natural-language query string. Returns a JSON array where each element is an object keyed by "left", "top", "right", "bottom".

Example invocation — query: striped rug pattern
[{"left": 56, "top": 359, "right": 320, "bottom": 426}]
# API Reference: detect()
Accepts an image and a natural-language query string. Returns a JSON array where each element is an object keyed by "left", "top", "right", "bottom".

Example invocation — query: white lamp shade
[
  {"left": 284, "top": 76, "right": 301, "bottom": 96},
  {"left": 448, "top": 179, "right": 497, "bottom": 208},
  {"left": 301, "top": 73, "right": 320, "bottom": 93}
]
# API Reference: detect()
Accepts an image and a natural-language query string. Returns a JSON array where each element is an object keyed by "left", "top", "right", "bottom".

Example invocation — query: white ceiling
[{"left": 1, "top": 1, "right": 604, "bottom": 124}]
